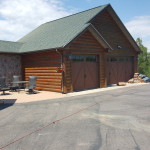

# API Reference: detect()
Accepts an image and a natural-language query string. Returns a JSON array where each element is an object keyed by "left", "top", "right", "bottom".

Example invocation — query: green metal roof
[
  {"left": 0, "top": 4, "right": 113, "bottom": 53},
  {"left": 17, "top": 4, "right": 109, "bottom": 53},
  {"left": 0, "top": 4, "right": 141, "bottom": 53},
  {"left": 0, "top": 40, "right": 23, "bottom": 53}
]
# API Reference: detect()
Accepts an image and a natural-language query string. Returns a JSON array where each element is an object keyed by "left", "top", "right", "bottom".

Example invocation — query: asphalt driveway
[{"left": 0, "top": 84, "right": 150, "bottom": 150}]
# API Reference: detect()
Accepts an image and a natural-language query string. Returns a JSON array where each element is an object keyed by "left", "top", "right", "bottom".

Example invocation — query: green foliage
[{"left": 136, "top": 38, "right": 150, "bottom": 76}]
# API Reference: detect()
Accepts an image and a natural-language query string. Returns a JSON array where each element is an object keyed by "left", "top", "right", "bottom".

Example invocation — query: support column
[
  {"left": 63, "top": 51, "right": 73, "bottom": 93},
  {"left": 99, "top": 53, "right": 107, "bottom": 88}
]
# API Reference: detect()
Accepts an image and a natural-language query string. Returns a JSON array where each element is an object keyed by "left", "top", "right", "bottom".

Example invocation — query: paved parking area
[
  {"left": 0, "top": 83, "right": 147, "bottom": 104},
  {"left": 0, "top": 84, "right": 150, "bottom": 150}
]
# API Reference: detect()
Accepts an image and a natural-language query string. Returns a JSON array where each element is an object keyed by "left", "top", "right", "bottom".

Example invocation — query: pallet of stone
[
  {"left": 128, "top": 72, "right": 145, "bottom": 83},
  {"left": 128, "top": 78, "right": 134, "bottom": 83},
  {"left": 117, "top": 82, "right": 126, "bottom": 86}
]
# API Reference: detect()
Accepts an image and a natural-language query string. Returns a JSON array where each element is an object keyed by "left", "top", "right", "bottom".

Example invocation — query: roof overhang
[
  {"left": 64, "top": 23, "right": 113, "bottom": 51},
  {"left": 88, "top": 24, "right": 113, "bottom": 50},
  {"left": 0, "top": 40, "right": 23, "bottom": 53}
]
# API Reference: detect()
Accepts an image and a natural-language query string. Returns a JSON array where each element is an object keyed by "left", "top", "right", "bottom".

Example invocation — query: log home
[{"left": 0, "top": 4, "right": 141, "bottom": 93}]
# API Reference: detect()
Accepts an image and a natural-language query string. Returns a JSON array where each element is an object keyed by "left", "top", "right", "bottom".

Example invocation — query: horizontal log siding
[
  {"left": 66, "top": 30, "right": 106, "bottom": 92},
  {"left": 22, "top": 51, "right": 62, "bottom": 92},
  {"left": 92, "top": 10, "right": 136, "bottom": 56},
  {"left": 68, "top": 30, "right": 104, "bottom": 53}
]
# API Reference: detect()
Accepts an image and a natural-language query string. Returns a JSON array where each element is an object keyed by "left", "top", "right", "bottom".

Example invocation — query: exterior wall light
[{"left": 117, "top": 45, "right": 122, "bottom": 49}]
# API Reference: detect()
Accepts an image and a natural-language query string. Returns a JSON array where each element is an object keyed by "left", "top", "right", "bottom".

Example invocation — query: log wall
[
  {"left": 65, "top": 30, "right": 107, "bottom": 92},
  {"left": 92, "top": 10, "right": 137, "bottom": 56},
  {"left": 92, "top": 9, "right": 138, "bottom": 79},
  {"left": 68, "top": 30, "right": 104, "bottom": 54},
  {"left": 22, "top": 51, "right": 62, "bottom": 92}
]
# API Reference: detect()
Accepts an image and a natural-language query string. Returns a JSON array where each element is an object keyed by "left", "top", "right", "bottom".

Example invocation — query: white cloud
[
  {"left": 125, "top": 16, "right": 150, "bottom": 52},
  {"left": 0, "top": 0, "right": 74, "bottom": 41}
]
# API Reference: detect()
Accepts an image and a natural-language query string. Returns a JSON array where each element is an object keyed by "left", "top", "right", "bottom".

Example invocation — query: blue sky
[
  {"left": 0, "top": 0, "right": 150, "bottom": 51},
  {"left": 63, "top": 0, "right": 150, "bottom": 22}
]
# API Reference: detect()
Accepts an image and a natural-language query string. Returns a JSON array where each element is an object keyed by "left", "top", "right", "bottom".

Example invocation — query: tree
[{"left": 136, "top": 38, "right": 150, "bottom": 76}]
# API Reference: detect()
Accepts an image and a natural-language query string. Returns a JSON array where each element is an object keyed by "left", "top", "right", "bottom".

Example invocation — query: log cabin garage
[{"left": 0, "top": 4, "right": 141, "bottom": 93}]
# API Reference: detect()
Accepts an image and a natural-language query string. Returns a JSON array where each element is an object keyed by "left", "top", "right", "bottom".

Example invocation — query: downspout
[{"left": 56, "top": 49, "right": 64, "bottom": 93}]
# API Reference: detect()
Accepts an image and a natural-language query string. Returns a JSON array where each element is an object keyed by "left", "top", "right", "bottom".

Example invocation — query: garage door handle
[{"left": 84, "top": 74, "right": 87, "bottom": 78}]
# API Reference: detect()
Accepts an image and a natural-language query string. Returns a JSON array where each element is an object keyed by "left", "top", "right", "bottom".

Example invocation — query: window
[
  {"left": 128, "top": 57, "right": 133, "bottom": 62},
  {"left": 71, "top": 56, "right": 84, "bottom": 61},
  {"left": 86, "top": 56, "right": 97, "bottom": 62},
  {"left": 71, "top": 55, "right": 97, "bottom": 62},
  {"left": 118, "top": 57, "right": 124, "bottom": 62},
  {"left": 107, "top": 57, "right": 110, "bottom": 62},
  {"left": 107, "top": 57, "right": 133, "bottom": 62},
  {"left": 110, "top": 57, "right": 117, "bottom": 62}
]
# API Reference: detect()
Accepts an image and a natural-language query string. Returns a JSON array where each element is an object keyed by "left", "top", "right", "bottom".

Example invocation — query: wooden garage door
[
  {"left": 71, "top": 55, "right": 99, "bottom": 91},
  {"left": 107, "top": 57, "right": 133, "bottom": 84}
]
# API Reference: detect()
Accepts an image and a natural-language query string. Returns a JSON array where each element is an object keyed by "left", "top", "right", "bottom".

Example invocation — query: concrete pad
[
  {"left": 0, "top": 90, "right": 65, "bottom": 104},
  {"left": 67, "top": 83, "right": 149, "bottom": 97},
  {"left": 0, "top": 83, "right": 149, "bottom": 104}
]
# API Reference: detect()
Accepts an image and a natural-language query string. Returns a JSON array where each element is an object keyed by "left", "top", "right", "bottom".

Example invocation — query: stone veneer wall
[{"left": 0, "top": 54, "right": 22, "bottom": 84}]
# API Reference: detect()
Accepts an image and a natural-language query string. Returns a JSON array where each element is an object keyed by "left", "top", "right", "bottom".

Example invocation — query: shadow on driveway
[{"left": 0, "top": 99, "right": 17, "bottom": 110}]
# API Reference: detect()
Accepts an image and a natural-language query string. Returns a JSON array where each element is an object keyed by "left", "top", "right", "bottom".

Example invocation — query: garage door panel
[
  {"left": 117, "top": 62, "right": 126, "bottom": 82},
  {"left": 108, "top": 62, "right": 118, "bottom": 84},
  {"left": 107, "top": 57, "right": 133, "bottom": 84},
  {"left": 71, "top": 55, "right": 99, "bottom": 91},
  {"left": 125, "top": 62, "right": 133, "bottom": 81},
  {"left": 85, "top": 62, "right": 99, "bottom": 89},
  {"left": 72, "top": 62, "right": 84, "bottom": 90}
]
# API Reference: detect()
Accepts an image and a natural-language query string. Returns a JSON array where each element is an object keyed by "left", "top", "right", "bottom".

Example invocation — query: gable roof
[
  {"left": 0, "top": 4, "right": 141, "bottom": 53},
  {"left": 0, "top": 40, "right": 23, "bottom": 53},
  {"left": 106, "top": 6, "right": 141, "bottom": 53},
  {"left": 17, "top": 4, "right": 109, "bottom": 53}
]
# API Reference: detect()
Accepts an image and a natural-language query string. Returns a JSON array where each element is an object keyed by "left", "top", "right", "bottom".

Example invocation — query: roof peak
[{"left": 44, "top": 4, "right": 110, "bottom": 25}]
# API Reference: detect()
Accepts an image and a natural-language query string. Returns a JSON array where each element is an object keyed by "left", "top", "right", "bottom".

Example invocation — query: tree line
[{"left": 136, "top": 38, "right": 150, "bottom": 77}]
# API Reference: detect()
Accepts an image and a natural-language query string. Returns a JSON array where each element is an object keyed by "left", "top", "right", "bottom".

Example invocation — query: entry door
[{"left": 72, "top": 55, "right": 99, "bottom": 91}]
